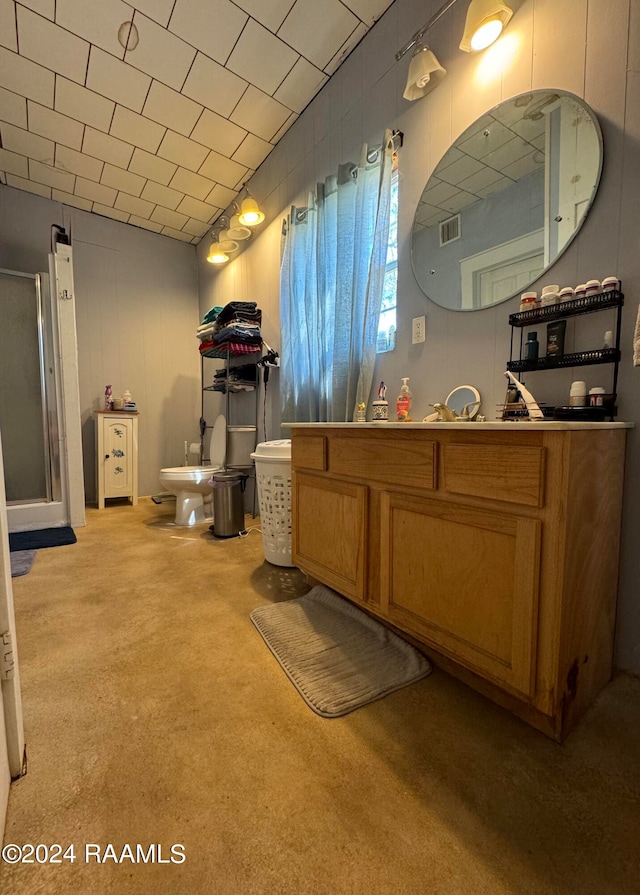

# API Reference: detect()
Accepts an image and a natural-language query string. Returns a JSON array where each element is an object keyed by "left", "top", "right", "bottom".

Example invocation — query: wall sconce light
[
  {"left": 459, "top": 0, "right": 513, "bottom": 52},
  {"left": 226, "top": 211, "right": 252, "bottom": 241},
  {"left": 396, "top": 0, "right": 513, "bottom": 87},
  {"left": 206, "top": 237, "right": 229, "bottom": 264},
  {"left": 403, "top": 44, "right": 446, "bottom": 101},
  {"left": 237, "top": 190, "right": 265, "bottom": 227}
]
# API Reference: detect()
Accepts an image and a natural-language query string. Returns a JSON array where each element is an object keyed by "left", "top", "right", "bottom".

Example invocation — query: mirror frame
[{"left": 411, "top": 89, "right": 604, "bottom": 312}]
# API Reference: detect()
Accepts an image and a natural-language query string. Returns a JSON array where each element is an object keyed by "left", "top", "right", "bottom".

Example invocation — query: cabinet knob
[{"left": 105, "top": 454, "right": 110, "bottom": 460}]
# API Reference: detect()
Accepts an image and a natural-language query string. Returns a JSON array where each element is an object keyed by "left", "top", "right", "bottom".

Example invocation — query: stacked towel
[
  {"left": 211, "top": 364, "right": 258, "bottom": 393},
  {"left": 197, "top": 301, "right": 262, "bottom": 358}
]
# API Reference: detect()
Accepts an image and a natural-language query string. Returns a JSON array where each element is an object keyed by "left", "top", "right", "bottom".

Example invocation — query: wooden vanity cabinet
[{"left": 291, "top": 425, "right": 627, "bottom": 741}]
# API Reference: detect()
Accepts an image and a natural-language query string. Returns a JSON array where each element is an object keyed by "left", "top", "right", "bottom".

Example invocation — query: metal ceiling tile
[
  {"left": 0, "top": 0, "right": 17, "bottom": 52},
  {"left": 274, "top": 56, "right": 327, "bottom": 113},
  {"left": 0, "top": 147, "right": 28, "bottom": 178},
  {"left": 190, "top": 109, "right": 247, "bottom": 157},
  {"left": 198, "top": 148, "right": 247, "bottom": 190},
  {"left": 17, "top": 0, "right": 55, "bottom": 20},
  {"left": 0, "top": 86, "right": 27, "bottom": 128},
  {"left": 340, "top": 0, "right": 392, "bottom": 27},
  {"left": 6, "top": 172, "right": 51, "bottom": 197},
  {"left": 140, "top": 179, "right": 183, "bottom": 210},
  {"left": 150, "top": 205, "right": 188, "bottom": 229},
  {"left": 232, "top": 133, "right": 273, "bottom": 170},
  {"left": 125, "top": 11, "right": 196, "bottom": 91},
  {"left": 175, "top": 194, "right": 218, "bottom": 222},
  {"left": 55, "top": 143, "right": 104, "bottom": 181},
  {"left": 114, "top": 190, "right": 155, "bottom": 218},
  {"left": 128, "top": 213, "right": 164, "bottom": 232},
  {"left": 160, "top": 225, "right": 193, "bottom": 242},
  {"left": 157, "top": 129, "right": 208, "bottom": 173},
  {"left": 0, "top": 47, "right": 54, "bottom": 107},
  {"left": 92, "top": 201, "right": 129, "bottom": 221},
  {"left": 17, "top": 5, "right": 89, "bottom": 84},
  {"left": 182, "top": 217, "right": 209, "bottom": 237},
  {"left": 169, "top": 166, "right": 215, "bottom": 201},
  {"left": 28, "top": 101, "right": 84, "bottom": 150},
  {"left": 101, "top": 163, "right": 147, "bottom": 197},
  {"left": 74, "top": 176, "right": 117, "bottom": 206},
  {"left": 1, "top": 121, "right": 54, "bottom": 162},
  {"left": 229, "top": 85, "right": 291, "bottom": 142},
  {"left": 86, "top": 46, "right": 151, "bottom": 114},
  {"left": 125, "top": 0, "right": 175, "bottom": 28},
  {"left": 142, "top": 80, "right": 202, "bottom": 137},
  {"left": 182, "top": 53, "right": 248, "bottom": 120},
  {"left": 168, "top": 0, "right": 247, "bottom": 65},
  {"left": 205, "top": 182, "right": 237, "bottom": 210},
  {"left": 51, "top": 188, "right": 92, "bottom": 210},
  {"left": 109, "top": 105, "right": 166, "bottom": 154},
  {"left": 232, "top": 0, "right": 294, "bottom": 32},
  {"left": 56, "top": 0, "right": 130, "bottom": 60},
  {"left": 55, "top": 77, "right": 115, "bottom": 132},
  {"left": 128, "top": 146, "right": 177, "bottom": 186},
  {"left": 29, "top": 158, "right": 75, "bottom": 192},
  {"left": 83, "top": 126, "right": 134, "bottom": 169},
  {"left": 226, "top": 19, "right": 298, "bottom": 97},
  {"left": 278, "top": 0, "right": 359, "bottom": 70}
]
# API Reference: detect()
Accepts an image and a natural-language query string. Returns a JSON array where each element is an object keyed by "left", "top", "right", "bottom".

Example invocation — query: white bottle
[{"left": 123, "top": 389, "right": 132, "bottom": 404}]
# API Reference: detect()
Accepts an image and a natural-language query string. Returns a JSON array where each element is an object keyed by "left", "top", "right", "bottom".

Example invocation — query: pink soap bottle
[{"left": 396, "top": 378, "right": 412, "bottom": 421}]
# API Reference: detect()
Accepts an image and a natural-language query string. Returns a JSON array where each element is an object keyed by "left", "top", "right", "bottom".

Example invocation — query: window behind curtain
[{"left": 377, "top": 168, "right": 398, "bottom": 352}]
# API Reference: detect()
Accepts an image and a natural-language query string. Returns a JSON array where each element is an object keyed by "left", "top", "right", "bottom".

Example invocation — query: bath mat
[
  {"left": 9, "top": 526, "right": 76, "bottom": 552},
  {"left": 10, "top": 550, "right": 36, "bottom": 578},
  {"left": 250, "top": 585, "right": 432, "bottom": 717}
]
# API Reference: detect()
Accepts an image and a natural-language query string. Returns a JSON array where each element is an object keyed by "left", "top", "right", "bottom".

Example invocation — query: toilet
[{"left": 159, "top": 415, "right": 226, "bottom": 526}]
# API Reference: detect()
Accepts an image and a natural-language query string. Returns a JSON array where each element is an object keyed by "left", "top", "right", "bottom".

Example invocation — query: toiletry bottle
[
  {"left": 524, "top": 332, "right": 539, "bottom": 361},
  {"left": 396, "top": 378, "right": 412, "bottom": 421}
]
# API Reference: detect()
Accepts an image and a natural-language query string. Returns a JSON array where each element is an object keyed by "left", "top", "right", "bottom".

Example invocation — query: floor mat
[
  {"left": 250, "top": 584, "right": 432, "bottom": 717},
  {"left": 9, "top": 526, "right": 76, "bottom": 552},
  {"left": 10, "top": 550, "right": 36, "bottom": 577}
]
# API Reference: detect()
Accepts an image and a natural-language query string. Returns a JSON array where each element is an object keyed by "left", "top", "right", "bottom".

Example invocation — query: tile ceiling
[{"left": 0, "top": 0, "right": 395, "bottom": 244}]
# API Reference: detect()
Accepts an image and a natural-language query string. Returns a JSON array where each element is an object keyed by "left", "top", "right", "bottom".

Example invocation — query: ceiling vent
[{"left": 439, "top": 214, "right": 460, "bottom": 246}]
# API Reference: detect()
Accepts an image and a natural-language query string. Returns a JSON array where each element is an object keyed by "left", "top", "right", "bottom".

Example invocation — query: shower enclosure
[{"left": 0, "top": 267, "right": 66, "bottom": 530}]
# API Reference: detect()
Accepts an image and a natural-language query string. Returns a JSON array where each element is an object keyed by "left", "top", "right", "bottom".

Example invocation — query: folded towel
[
  {"left": 634, "top": 304, "right": 640, "bottom": 366},
  {"left": 201, "top": 305, "right": 223, "bottom": 325}
]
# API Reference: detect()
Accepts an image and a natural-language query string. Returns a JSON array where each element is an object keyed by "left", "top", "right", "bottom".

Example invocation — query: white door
[{"left": 0, "top": 431, "right": 26, "bottom": 838}]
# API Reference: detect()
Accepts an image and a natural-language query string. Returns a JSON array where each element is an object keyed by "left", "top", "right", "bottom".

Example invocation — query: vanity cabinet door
[
  {"left": 379, "top": 492, "right": 540, "bottom": 698},
  {"left": 292, "top": 471, "right": 368, "bottom": 602}
]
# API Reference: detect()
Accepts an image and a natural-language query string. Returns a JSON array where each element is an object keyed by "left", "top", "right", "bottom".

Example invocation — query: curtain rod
[{"left": 395, "top": 0, "right": 461, "bottom": 60}]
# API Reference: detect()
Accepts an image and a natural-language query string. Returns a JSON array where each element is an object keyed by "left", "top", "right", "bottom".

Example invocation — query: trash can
[
  {"left": 250, "top": 440, "right": 292, "bottom": 567},
  {"left": 211, "top": 471, "right": 246, "bottom": 538}
]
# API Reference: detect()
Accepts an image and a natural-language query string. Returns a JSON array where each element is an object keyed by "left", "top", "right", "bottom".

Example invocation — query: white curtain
[{"left": 280, "top": 130, "right": 394, "bottom": 422}]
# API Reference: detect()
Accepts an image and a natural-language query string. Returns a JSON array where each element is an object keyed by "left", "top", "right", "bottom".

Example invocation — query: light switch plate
[{"left": 412, "top": 315, "right": 426, "bottom": 344}]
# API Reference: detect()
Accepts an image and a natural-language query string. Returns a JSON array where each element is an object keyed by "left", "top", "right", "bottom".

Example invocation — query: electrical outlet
[{"left": 412, "top": 315, "right": 426, "bottom": 344}]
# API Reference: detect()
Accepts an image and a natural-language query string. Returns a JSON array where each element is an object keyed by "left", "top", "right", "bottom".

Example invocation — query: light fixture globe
[
  {"left": 226, "top": 214, "right": 251, "bottom": 241},
  {"left": 206, "top": 238, "right": 229, "bottom": 264},
  {"left": 459, "top": 0, "right": 513, "bottom": 53},
  {"left": 217, "top": 229, "right": 239, "bottom": 253},
  {"left": 403, "top": 45, "right": 446, "bottom": 101},
  {"left": 238, "top": 196, "right": 265, "bottom": 226}
]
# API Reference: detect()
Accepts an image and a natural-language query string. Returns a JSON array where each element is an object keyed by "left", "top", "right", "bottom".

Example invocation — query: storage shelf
[
  {"left": 508, "top": 289, "right": 623, "bottom": 327},
  {"left": 507, "top": 347, "right": 619, "bottom": 374}
]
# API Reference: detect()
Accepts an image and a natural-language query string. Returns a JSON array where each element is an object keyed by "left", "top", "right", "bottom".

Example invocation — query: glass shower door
[{"left": 0, "top": 269, "right": 60, "bottom": 506}]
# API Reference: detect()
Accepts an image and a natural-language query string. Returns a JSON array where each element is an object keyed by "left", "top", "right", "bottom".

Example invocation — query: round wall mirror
[{"left": 411, "top": 89, "right": 603, "bottom": 311}]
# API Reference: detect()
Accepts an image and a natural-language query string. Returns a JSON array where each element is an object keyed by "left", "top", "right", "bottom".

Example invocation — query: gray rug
[
  {"left": 250, "top": 585, "right": 432, "bottom": 717},
  {"left": 10, "top": 550, "right": 36, "bottom": 578}
]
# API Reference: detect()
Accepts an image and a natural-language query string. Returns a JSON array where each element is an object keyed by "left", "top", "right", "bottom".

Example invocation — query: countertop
[{"left": 286, "top": 420, "right": 634, "bottom": 430}]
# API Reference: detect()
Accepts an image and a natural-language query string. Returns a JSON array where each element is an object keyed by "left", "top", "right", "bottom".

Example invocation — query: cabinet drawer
[
  {"left": 292, "top": 435, "right": 326, "bottom": 471},
  {"left": 330, "top": 435, "right": 436, "bottom": 490},
  {"left": 441, "top": 443, "right": 545, "bottom": 507}
]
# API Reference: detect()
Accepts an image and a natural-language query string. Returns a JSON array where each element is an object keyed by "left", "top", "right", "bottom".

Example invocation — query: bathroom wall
[
  {"left": 196, "top": 0, "right": 640, "bottom": 674},
  {"left": 0, "top": 184, "right": 201, "bottom": 502}
]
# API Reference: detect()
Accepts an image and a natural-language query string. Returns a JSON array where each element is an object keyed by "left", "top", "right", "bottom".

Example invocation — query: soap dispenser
[{"left": 396, "top": 378, "right": 412, "bottom": 421}]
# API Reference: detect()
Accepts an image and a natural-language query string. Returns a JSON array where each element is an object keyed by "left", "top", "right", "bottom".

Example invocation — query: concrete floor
[{"left": 2, "top": 499, "right": 640, "bottom": 894}]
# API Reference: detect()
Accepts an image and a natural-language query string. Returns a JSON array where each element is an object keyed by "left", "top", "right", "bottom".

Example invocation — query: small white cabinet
[{"left": 95, "top": 412, "right": 139, "bottom": 508}]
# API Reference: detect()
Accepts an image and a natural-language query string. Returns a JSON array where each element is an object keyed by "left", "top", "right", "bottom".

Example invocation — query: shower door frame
[{"left": 1, "top": 267, "right": 66, "bottom": 530}]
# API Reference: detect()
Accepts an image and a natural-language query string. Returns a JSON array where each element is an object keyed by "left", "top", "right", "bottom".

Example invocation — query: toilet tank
[{"left": 226, "top": 426, "right": 256, "bottom": 468}]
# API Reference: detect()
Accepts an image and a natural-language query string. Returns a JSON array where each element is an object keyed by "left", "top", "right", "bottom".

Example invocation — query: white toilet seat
[{"left": 159, "top": 416, "right": 227, "bottom": 525}]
